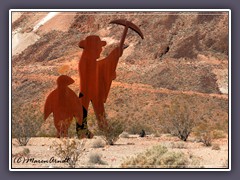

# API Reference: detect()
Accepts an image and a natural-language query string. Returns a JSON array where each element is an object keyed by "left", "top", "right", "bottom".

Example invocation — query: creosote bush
[
  {"left": 194, "top": 123, "right": 227, "bottom": 147},
  {"left": 121, "top": 145, "right": 189, "bottom": 168},
  {"left": 125, "top": 121, "right": 152, "bottom": 135},
  {"left": 12, "top": 103, "right": 43, "bottom": 146},
  {"left": 97, "top": 118, "right": 124, "bottom": 145},
  {"left": 162, "top": 95, "right": 199, "bottom": 141},
  {"left": 193, "top": 119, "right": 215, "bottom": 146}
]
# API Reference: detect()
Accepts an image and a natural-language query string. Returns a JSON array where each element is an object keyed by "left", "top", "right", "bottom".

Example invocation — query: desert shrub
[
  {"left": 22, "top": 148, "right": 30, "bottom": 155},
  {"left": 97, "top": 118, "right": 124, "bottom": 145},
  {"left": 201, "top": 133, "right": 212, "bottom": 146},
  {"left": 153, "top": 131, "right": 162, "bottom": 137},
  {"left": 162, "top": 95, "right": 200, "bottom": 141},
  {"left": 91, "top": 138, "right": 105, "bottom": 148},
  {"left": 12, "top": 103, "right": 43, "bottom": 146},
  {"left": 52, "top": 138, "right": 86, "bottom": 168},
  {"left": 212, "top": 130, "right": 226, "bottom": 139},
  {"left": 212, "top": 144, "right": 221, "bottom": 150},
  {"left": 126, "top": 121, "right": 152, "bottom": 135},
  {"left": 192, "top": 105, "right": 228, "bottom": 146},
  {"left": 121, "top": 145, "right": 189, "bottom": 168},
  {"left": 13, "top": 148, "right": 30, "bottom": 158},
  {"left": 193, "top": 119, "right": 215, "bottom": 146},
  {"left": 88, "top": 153, "right": 107, "bottom": 165}
]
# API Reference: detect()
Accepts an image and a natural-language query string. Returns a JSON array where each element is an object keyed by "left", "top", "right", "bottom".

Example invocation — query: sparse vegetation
[
  {"left": 212, "top": 144, "right": 221, "bottom": 150},
  {"left": 212, "top": 130, "right": 226, "bottom": 139},
  {"left": 88, "top": 153, "right": 107, "bottom": 165},
  {"left": 12, "top": 103, "right": 43, "bottom": 146},
  {"left": 97, "top": 118, "right": 124, "bottom": 145},
  {"left": 121, "top": 145, "right": 190, "bottom": 168},
  {"left": 91, "top": 138, "right": 105, "bottom": 148},
  {"left": 52, "top": 138, "right": 86, "bottom": 168},
  {"left": 125, "top": 121, "right": 152, "bottom": 135},
  {"left": 22, "top": 148, "right": 30, "bottom": 155},
  {"left": 162, "top": 95, "right": 199, "bottom": 141},
  {"left": 193, "top": 119, "right": 215, "bottom": 146},
  {"left": 13, "top": 147, "right": 31, "bottom": 158}
]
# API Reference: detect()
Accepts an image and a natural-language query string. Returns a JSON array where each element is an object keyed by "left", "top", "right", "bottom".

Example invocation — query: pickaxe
[{"left": 110, "top": 19, "right": 144, "bottom": 54}]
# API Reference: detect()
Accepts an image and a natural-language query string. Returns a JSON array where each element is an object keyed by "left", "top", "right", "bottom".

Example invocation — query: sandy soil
[{"left": 11, "top": 134, "right": 228, "bottom": 169}]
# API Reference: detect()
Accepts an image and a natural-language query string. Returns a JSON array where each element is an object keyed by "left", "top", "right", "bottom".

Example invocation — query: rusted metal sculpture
[
  {"left": 44, "top": 75, "right": 83, "bottom": 138},
  {"left": 110, "top": 19, "right": 144, "bottom": 53},
  {"left": 77, "top": 19, "right": 144, "bottom": 138}
]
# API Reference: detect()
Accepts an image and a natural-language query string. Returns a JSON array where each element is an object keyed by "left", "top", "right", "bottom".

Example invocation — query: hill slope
[{"left": 11, "top": 11, "right": 229, "bottom": 136}]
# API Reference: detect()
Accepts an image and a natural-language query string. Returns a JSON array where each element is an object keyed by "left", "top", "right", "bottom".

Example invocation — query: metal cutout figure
[
  {"left": 77, "top": 19, "right": 144, "bottom": 138},
  {"left": 44, "top": 75, "right": 83, "bottom": 138}
]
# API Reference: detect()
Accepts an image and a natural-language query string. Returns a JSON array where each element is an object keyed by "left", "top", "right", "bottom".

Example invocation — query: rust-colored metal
[
  {"left": 44, "top": 75, "right": 83, "bottom": 138},
  {"left": 78, "top": 35, "right": 120, "bottom": 130},
  {"left": 110, "top": 19, "right": 144, "bottom": 52},
  {"left": 77, "top": 20, "right": 144, "bottom": 136}
]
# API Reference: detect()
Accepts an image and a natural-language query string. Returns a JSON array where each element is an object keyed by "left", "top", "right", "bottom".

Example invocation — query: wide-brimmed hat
[{"left": 79, "top": 35, "right": 106, "bottom": 49}]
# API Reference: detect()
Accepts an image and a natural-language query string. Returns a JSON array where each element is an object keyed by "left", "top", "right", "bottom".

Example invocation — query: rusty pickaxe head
[{"left": 110, "top": 19, "right": 144, "bottom": 50}]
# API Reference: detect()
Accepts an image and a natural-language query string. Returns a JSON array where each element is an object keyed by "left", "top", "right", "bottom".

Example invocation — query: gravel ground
[{"left": 11, "top": 134, "right": 228, "bottom": 169}]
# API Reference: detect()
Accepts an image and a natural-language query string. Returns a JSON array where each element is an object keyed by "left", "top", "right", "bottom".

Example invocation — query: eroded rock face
[
  {"left": 13, "top": 12, "right": 229, "bottom": 62},
  {"left": 12, "top": 11, "right": 229, "bottom": 92}
]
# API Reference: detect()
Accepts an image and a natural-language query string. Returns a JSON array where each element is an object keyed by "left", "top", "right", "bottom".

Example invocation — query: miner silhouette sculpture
[
  {"left": 44, "top": 75, "right": 83, "bottom": 138},
  {"left": 76, "top": 19, "right": 144, "bottom": 138}
]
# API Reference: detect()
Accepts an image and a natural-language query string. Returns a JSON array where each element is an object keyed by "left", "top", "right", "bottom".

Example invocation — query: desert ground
[{"left": 11, "top": 133, "right": 228, "bottom": 169}]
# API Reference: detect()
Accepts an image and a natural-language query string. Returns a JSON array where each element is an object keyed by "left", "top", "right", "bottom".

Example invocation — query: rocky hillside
[{"left": 11, "top": 11, "right": 229, "bottom": 135}]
